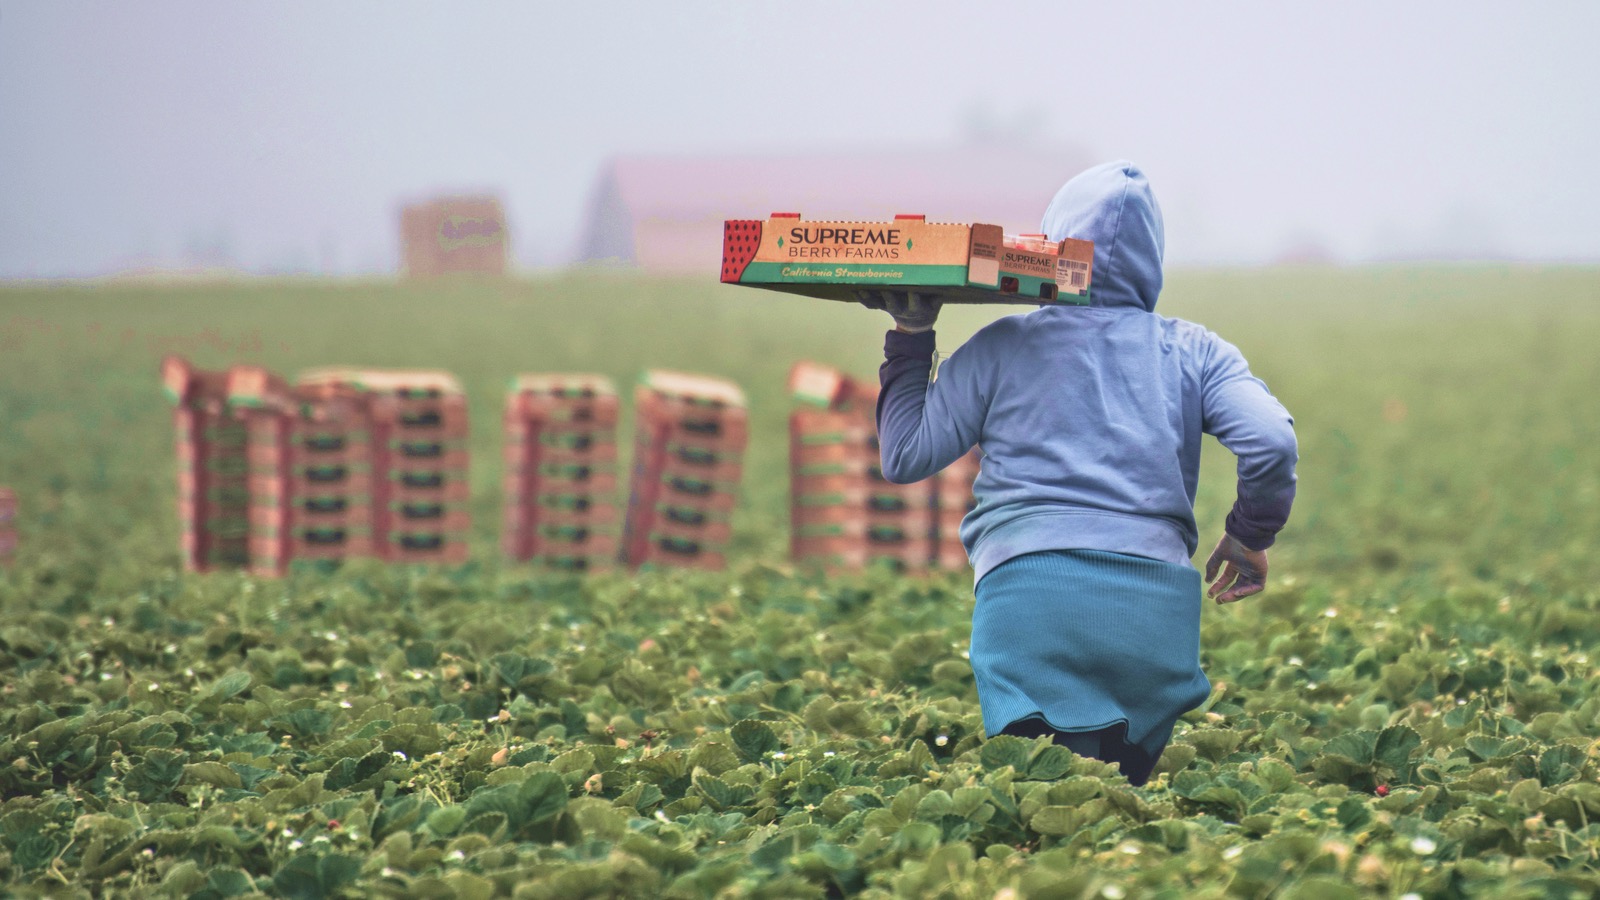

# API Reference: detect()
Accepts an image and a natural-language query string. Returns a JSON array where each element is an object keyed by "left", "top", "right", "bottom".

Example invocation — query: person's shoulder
[
  {"left": 963, "top": 310, "right": 1034, "bottom": 348},
  {"left": 1154, "top": 313, "right": 1240, "bottom": 368},
  {"left": 1155, "top": 312, "right": 1212, "bottom": 339},
  {"left": 1153, "top": 313, "right": 1219, "bottom": 348}
]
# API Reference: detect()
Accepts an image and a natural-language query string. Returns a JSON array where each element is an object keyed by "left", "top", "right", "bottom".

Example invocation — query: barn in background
[
  {"left": 573, "top": 145, "right": 1093, "bottom": 273},
  {"left": 401, "top": 195, "right": 508, "bottom": 277}
]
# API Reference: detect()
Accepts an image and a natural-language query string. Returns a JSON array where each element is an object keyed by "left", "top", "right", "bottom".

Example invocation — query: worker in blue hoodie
[{"left": 864, "top": 160, "right": 1297, "bottom": 786}]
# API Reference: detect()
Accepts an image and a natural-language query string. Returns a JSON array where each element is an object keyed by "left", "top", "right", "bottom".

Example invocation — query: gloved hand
[
  {"left": 859, "top": 290, "right": 942, "bottom": 334},
  {"left": 1204, "top": 534, "right": 1269, "bottom": 603}
]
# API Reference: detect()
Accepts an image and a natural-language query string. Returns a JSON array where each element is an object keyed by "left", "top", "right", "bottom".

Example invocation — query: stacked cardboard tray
[
  {"left": 723, "top": 214, "right": 1094, "bottom": 306},
  {"left": 0, "top": 486, "right": 16, "bottom": 563},
  {"left": 789, "top": 374, "right": 928, "bottom": 572},
  {"left": 785, "top": 362, "right": 977, "bottom": 573},
  {"left": 503, "top": 374, "right": 622, "bottom": 571},
  {"left": 245, "top": 375, "right": 376, "bottom": 576},
  {"left": 163, "top": 357, "right": 254, "bottom": 573},
  {"left": 300, "top": 368, "right": 471, "bottom": 565},
  {"left": 624, "top": 370, "right": 748, "bottom": 571}
]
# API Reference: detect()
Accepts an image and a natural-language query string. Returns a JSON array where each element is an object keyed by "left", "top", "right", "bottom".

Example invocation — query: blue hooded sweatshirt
[{"left": 876, "top": 161, "right": 1297, "bottom": 580}]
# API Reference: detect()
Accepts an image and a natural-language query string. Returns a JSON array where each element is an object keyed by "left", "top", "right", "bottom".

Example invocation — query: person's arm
[
  {"left": 875, "top": 328, "right": 986, "bottom": 484},
  {"left": 1200, "top": 335, "right": 1297, "bottom": 601}
]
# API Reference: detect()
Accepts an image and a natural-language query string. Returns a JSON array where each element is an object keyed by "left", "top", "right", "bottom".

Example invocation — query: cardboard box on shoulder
[{"left": 724, "top": 214, "right": 1094, "bottom": 306}]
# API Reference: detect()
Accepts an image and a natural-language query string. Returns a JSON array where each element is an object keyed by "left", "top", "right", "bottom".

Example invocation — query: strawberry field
[{"left": 2, "top": 268, "right": 1599, "bottom": 897}]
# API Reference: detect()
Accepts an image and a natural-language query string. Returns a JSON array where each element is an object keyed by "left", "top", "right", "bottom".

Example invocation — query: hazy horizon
[{"left": 3, "top": 2, "right": 1596, "bottom": 279}]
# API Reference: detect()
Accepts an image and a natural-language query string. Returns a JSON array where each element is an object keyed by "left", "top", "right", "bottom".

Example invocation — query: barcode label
[
  {"left": 1060, "top": 260, "right": 1089, "bottom": 271},
  {"left": 1071, "top": 271, "right": 1085, "bottom": 287}
]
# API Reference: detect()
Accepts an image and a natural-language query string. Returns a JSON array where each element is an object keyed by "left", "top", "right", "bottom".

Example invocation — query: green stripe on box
[
  {"left": 797, "top": 493, "right": 848, "bottom": 507},
  {"left": 798, "top": 432, "right": 850, "bottom": 446},
  {"left": 740, "top": 262, "right": 970, "bottom": 285},
  {"left": 796, "top": 463, "right": 851, "bottom": 476}
]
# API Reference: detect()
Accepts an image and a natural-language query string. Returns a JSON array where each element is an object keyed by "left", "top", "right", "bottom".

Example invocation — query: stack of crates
[
  {"left": 300, "top": 369, "right": 471, "bottom": 565},
  {"left": 788, "top": 367, "right": 930, "bottom": 572},
  {"left": 624, "top": 370, "right": 748, "bottom": 571},
  {"left": 163, "top": 357, "right": 253, "bottom": 573},
  {"left": 245, "top": 376, "right": 376, "bottom": 575},
  {"left": 502, "top": 374, "right": 622, "bottom": 571},
  {"left": 0, "top": 486, "right": 15, "bottom": 563}
]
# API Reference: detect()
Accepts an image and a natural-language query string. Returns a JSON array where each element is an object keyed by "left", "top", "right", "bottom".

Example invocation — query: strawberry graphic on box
[{"left": 721, "top": 219, "right": 763, "bottom": 283}]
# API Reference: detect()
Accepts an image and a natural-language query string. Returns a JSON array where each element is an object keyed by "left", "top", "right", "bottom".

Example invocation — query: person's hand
[
  {"left": 1204, "top": 534, "right": 1268, "bottom": 603},
  {"left": 859, "top": 290, "right": 941, "bottom": 334}
]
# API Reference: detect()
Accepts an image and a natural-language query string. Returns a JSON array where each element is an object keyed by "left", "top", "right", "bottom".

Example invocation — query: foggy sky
[{"left": 2, "top": 1, "right": 1596, "bottom": 278}]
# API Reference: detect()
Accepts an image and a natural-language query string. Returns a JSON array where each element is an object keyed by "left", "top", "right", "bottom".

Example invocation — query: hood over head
[{"left": 1040, "top": 160, "right": 1164, "bottom": 311}]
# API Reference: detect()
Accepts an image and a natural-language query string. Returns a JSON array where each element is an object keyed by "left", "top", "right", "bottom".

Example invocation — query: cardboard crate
[
  {"left": 532, "top": 553, "right": 616, "bottom": 574},
  {"left": 259, "top": 529, "right": 375, "bottom": 561},
  {"left": 931, "top": 540, "right": 969, "bottom": 570},
  {"left": 512, "top": 440, "right": 620, "bottom": 469},
  {"left": 508, "top": 467, "right": 620, "bottom": 497},
  {"left": 790, "top": 437, "right": 876, "bottom": 469},
  {"left": 793, "top": 492, "right": 931, "bottom": 529},
  {"left": 505, "top": 519, "right": 622, "bottom": 565},
  {"left": 537, "top": 494, "right": 620, "bottom": 516},
  {"left": 389, "top": 502, "right": 471, "bottom": 532},
  {"left": 507, "top": 395, "right": 622, "bottom": 431},
  {"left": 536, "top": 522, "right": 621, "bottom": 547},
  {"left": 790, "top": 463, "right": 877, "bottom": 498},
  {"left": 794, "top": 512, "right": 931, "bottom": 546},
  {"left": 373, "top": 392, "right": 469, "bottom": 431},
  {"left": 251, "top": 496, "right": 373, "bottom": 529},
  {"left": 384, "top": 440, "right": 469, "bottom": 469},
  {"left": 792, "top": 530, "right": 927, "bottom": 569},
  {"left": 401, "top": 195, "right": 508, "bottom": 278},
  {"left": 638, "top": 399, "right": 750, "bottom": 450},
  {"left": 787, "top": 361, "right": 854, "bottom": 410},
  {"left": 723, "top": 214, "right": 1095, "bottom": 306},
  {"left": 508, "top": 374, "right": 621, "bottom": 427},
  {"left": 247, "top": 439, "right": 371, "bottom": 468},
  {"left": 648, "top": 514, "right": 734, "bottom": 547},
  {"left": 637, "top": 534, "right": 727, "bottom": 571},
  {"left": 384, "top": 532, "right": 469, "bottom": 564},
  {"left": 655, "top": 445, "right": 745, "bottom": 482},
  {"left": 623, "top": 370, "right": 747, "bottom": 570},
  {"left": 654, "top": 474, "right": 739, "bottom": 513}
]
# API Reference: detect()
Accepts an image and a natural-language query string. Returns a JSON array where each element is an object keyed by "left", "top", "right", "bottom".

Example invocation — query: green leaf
[
  {"left": 1374, "top": 725, "right": 1421, "bottom": 777},
  {"left": 1321, "top": 730, "right": 1378, "bottom": 766},
  {"left": 184, "top": 761, "right": 243, "bottom": 789},
  {"left": 12, "top": 835, "right": 60, "bottom": 872},
  {"left": 126, "top": 748, "right": 188, "bottom": 802},
  {"left": 693, "top": 768, "right": 749, "bottom": 811},
  {"left": 1028, "top": 805, "right": 1083, "bottom": 836},
  {"left": 206, "top": 867, "right": 257, "bottom": 897},
  {"left": 915, "top": 789, "right": 954, "bottom": 821},
  {"left": 519, "top": 770, "right": 570, "bottom": 824},
  {"left": 272, "top": 853, "right": 361, "bottom": 900},
  {"left": 426, "top": 805, "right": 467, "bottom": 836},
  {"left": 1026, "top": 745, "right": 1075, "bottom": 781},
  {"left": 1335, "top": 796, "right": 1371, "bottom": 831},
  {"left": 1187, "top": 728, "right": 1243, "bottom": 762},
  {"left": 463, "top": 810, "right": 508, "bottom": 838},
  {"left": 208, "top": 670, "right": 252, "bottom": 701},
  {"left": 1538, "top": 745, "right": 1585, "bottom": 786},
  {"left": 730, "top": 719, "right": 780, "bottom": 762},
  {"left": 979, "top": 735, "right": 1033, "bottom": 772}
]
